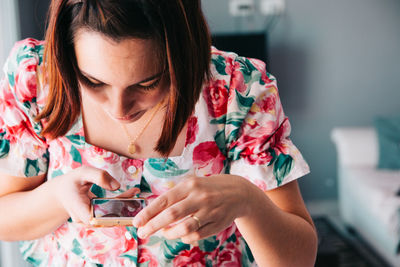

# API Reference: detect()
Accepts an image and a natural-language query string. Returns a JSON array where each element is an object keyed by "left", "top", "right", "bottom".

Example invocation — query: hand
[
  {"left": 132, "top": 174, "right": 253, "bottom": 243},
  {"left": 52, "top": 166, "right": 131, "bottom": 224}
]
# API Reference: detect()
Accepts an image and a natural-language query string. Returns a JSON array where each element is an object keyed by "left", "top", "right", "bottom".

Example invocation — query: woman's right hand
[{"left": 51, "top": 166, "right": 121, "bottom": 225}]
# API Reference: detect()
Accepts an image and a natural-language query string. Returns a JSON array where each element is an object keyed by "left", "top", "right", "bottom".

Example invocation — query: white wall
[{"left": 0, "top": 0, "right": 19, "bottom": 67}]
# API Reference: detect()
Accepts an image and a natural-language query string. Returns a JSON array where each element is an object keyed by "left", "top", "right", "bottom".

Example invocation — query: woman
[{"left": 0, "top": 0, "right": 317, "bottom": 266}]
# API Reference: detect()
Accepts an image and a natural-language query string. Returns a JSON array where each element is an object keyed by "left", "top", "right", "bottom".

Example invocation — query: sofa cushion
[
  {"left": 375, "top": 116, "right": 400, "bottom": 170},
  {"left": 331, "top": 127, "right": 377, "bottom": 166}
]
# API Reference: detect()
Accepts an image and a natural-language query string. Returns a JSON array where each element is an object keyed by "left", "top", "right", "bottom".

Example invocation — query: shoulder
[
  {"left": 3, "top": 38, "right": 46, "bottom": 103},
  {"left": 202, "top": 47, "right": 278, "bottom": 119}
]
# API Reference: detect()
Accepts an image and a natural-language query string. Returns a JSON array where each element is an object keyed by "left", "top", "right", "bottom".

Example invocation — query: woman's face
[{"left": 74, "top": 29, "right": 169, "bottom": 123}]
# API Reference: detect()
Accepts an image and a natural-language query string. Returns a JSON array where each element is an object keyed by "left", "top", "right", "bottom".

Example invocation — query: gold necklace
[{"left": 121, "top": 99, "right": 165, "bottom": 155}]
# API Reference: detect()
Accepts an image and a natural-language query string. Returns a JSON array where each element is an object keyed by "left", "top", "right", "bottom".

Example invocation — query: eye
[
  {"left": 136, "top": 78, "right": 162, "bottom": 91},
  {"left": 81, "top": 78, "right": 104, "bottom": 89},
  {"left": 78, "top": 74, "right": 104, "bottom": 89}
]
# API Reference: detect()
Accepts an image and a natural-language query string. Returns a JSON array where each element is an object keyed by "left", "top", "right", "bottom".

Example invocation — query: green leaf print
[
  {"left": 267, "top": 148, "right": 276, "bottom": 167},
  {"left": 211, "top": 112, "right": 248, "bottom": 128},
  {"left": 140, "top": 177, "right": 152, "bottom": 193},
  {"left": 7, "top": 73, "right": 15, "bottom": 87},
  {"left": 226, "top": 233, "right": 237, "bottom": 243},
  {"left": 91, "top": 184, "right": 106, "bottom": 198},
  {"left": 235, "top": 90, "right": 255, "bottom": 112},
  {"left": 198, "top": 236, "right": 220, "bottom": 252},
  {"left": 145, "top": 158, "right": 189, "bottom": 178},
  {"left": 69, "top": 145, "right": 82, "bottom": 163},
  {"left": 26, "top": 257, "right": 43, "bottom": 266},
  {"left": 147, "top": 236, "right": 163, "bottom": 246},
  {"left": 227, "top": 144, "right": 242, "bottom": 161},
  {"left": 214, "top": 129, "right": 227, "bottom": 156},
  {"left": 126, "top": 226, "right": 138, "bottom": 240},
  {"left": 241, "top": 238, "right": 255, "bottom": 264},
  {"left": 273, "top": 154, "right": 294, "bottom": 186},
  {"left": 210, "top": 114, "right": 226, "bottom": 125},
  {"left": 212, "top": 55, "right": 228, "bottom": 75},
  {"left": 66, "top": 135, "right": 85, "bottom": 147},
  {"left": 238, "top": 57, "right": 258, "bottom": 84},
  {"left": 51, "top": 169, "right": 64, "bottom": 178},
  {"left": 0, "top": 134, "right": 10, "bottom": 158},
  {"left": 24, "top": 159, "right": 40, "bottom": 176},
  {"left": 20, "top": 241, "right": 34, "bottom": 260},
  {"left": 71, "top": 239, "right": 83, "bottom": 256},
  {"left": 206, "top": 259, "right": 213, "bottom": 267},
  {"left": 23, "top": 99, "right": 32, "bottom": 110},
  {"left": 162, "top": 239, "right": 190, "bottom": 260},
  {"left": 119, "top": 254, "right": 137, "bottom": 262}
]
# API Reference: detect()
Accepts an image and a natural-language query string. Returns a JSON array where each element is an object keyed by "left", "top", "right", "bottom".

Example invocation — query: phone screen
[{"left": 92, "top": 198, "right": 146, "bottom": 218}]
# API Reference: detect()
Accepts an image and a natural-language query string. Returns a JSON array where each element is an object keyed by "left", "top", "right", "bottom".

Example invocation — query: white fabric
[
  {"left": 344, "top": 166, "right": 400, "bottom": 244},
  {"left": 331, "top": 127, "right": 378, "bottom": 167}
]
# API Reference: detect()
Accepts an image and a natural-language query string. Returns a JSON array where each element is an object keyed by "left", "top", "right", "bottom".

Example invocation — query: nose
[{"left": 107, "top": 88, "right": 133, "bottom": 119}]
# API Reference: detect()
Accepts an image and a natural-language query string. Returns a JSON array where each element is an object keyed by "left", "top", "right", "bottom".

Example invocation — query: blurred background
[{"left": 1, "top": 0, "right": 399, "bottom": 266}]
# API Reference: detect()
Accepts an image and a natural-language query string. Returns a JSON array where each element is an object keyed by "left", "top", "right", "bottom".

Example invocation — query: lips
[{"left": 109, "top": 110, "right": 146, "bottom": 122}]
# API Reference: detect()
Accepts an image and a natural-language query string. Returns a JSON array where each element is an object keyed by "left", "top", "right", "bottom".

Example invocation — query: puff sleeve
[
  {"left": 207, "top": 50, "right": 310, "bottom": 191},
  {"left": 0, "top": 39, "right": 49, "bottom": 177}
]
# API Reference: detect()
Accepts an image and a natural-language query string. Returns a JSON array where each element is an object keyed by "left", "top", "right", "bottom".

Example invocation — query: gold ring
[{"left": 190, "top": 215, "right": 202, "bottom": 229}]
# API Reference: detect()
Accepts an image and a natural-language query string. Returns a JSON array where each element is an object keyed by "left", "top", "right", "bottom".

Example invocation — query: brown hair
[{"left": 37, "top": 0, "right": 211, "bottom": 156}]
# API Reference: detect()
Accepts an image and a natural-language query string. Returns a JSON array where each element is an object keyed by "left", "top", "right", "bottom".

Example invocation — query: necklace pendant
[{"left": 128, "top": 142, "right": 136, "bottom": 155}]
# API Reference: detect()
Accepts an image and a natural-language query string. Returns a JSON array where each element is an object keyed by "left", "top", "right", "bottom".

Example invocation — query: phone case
[{"left": 89, "top": 197, "right": 146, "bottom": 227}]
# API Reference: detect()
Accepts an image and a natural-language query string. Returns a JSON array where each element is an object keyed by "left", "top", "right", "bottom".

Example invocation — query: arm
[
  {"left": 0, "top": 167, "right": 122, "bottom": 241},
  {"left": 235, "top": 179, "right": 317, "bottom": 267},
  {"left": 0, "top": 173, "right": 69, "bottom": 241}
]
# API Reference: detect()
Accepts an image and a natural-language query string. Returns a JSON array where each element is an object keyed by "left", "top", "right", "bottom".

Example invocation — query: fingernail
[
  {"left": 132, "top": 217, "right": 141, "bottom": 227},
  {"left": 137, "top": 228, "right": 147, "bottom": 239},
  {"left": 110, "top": 180, "right": 120, "bottom": 190}
]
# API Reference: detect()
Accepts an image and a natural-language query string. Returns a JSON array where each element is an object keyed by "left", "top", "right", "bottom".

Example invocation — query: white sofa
[{"left": 331, "top": 127, "right": 400, "bottom": 267}]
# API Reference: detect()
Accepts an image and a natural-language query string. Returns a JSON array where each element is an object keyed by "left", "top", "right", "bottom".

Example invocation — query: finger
[
  {"left": 132, "top": 185, "right": 187, "bottom": 227},
  {"left": 74, "top": 167, "right": 120, "bottom": 191},
  {"left": 162, "top": 215, "right": 203, "bottom": 240},
  {"left": 180, "top": 221, "right": 216, "bottom": 244},
  {"left": 74, "top": 195, "right": 92, "bottom": 224},
  {"left": 136, "top": 198, "right": 197, "bottom": 239}
]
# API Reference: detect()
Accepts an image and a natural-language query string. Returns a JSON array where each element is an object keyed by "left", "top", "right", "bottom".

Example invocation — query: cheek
[{"left": 84, "top": 89, "right": 108, "bottom": 103}]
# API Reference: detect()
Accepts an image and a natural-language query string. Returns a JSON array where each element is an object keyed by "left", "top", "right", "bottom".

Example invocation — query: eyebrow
[{"left": 79, "top": 70, "right": 164, "bottom": 85}]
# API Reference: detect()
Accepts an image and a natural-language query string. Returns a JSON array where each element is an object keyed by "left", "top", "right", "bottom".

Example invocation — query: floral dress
[{"left": 0, "top": 38, "right": 310, "bottom": 266}]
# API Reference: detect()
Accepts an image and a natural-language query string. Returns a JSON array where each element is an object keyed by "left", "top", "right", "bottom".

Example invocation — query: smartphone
[{"left": 89, "top": 197, "right": 146, "bottom": 227}]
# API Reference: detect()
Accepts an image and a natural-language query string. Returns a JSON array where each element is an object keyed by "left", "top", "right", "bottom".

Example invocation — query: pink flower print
[
  {"left": 240, "top": 146, "right": 273, "bottom": 165},
  {"left": 138, "top": 247, "right": 158, "bottom": 267},
  {"left": 193, "top": 141, "right": 225, "bottom": 176},
  {"left": 267, "top": 118, "right": 291, "bottom": 155},
  {"left": 85, "top": 146, "right": 120, "bottom": 168},
  {"left": 48, "top": 137, "right": 74, "bottom": 170},
  {"left": 185, "top": 116, "right": 199, "bottom": 146},
  {"left": 258, "top": 91, "right": 277, "bottom": 114},
  {"left": 216, "top": 242, "right": 242, "bottom": 267},
  {"left": 14, "top": 57, "right": 38, "bottom": 103},
  {"left": 203, "top": 79, "right": 229, "bottom": 118},
  {"left": 173, "top": 246, "right": 207, "bottom": 267},
  {"left": 79, "top": 226, "right": 137, "bottom": 264},
  {"left": 216, "top": 223, "right": 237, "bottom": 245},
  {"left": 229, "top": 59, "right": 248, "bottom": 94}
]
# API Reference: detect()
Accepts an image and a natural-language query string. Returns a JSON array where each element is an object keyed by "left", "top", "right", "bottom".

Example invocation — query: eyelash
[{"left": 80, "top": 76, "right": 162, "bottom": 91}]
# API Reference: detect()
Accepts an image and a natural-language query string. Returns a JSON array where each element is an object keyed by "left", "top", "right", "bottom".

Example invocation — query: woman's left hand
[{"left": 132, "top": 174, "right": 255, "bottom": 243}]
